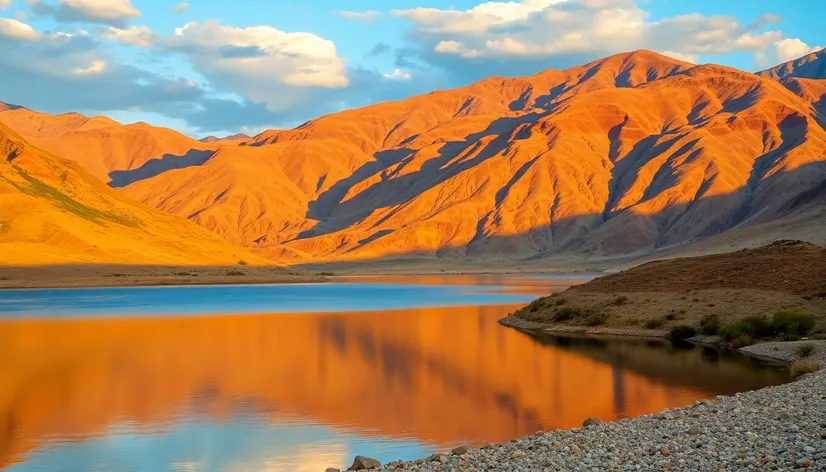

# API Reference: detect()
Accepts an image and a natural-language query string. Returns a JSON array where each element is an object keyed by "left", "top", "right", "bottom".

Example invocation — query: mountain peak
[{"left": 759, "top": 48, "right": 826, "bottom": 80}]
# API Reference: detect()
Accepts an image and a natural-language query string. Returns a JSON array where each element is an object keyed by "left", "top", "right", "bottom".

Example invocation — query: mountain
[
  {"left": 2, "top": 50, "right": 825, "bottom": 265},
  {"left": 759, "top": 48, "right": 825, "bottom": 80},
  {"left": 0, "top": 123, "right": 272, "bottom": 265},
  {"left": 200, "top": 133, "right": 251, "bottom": 143}
]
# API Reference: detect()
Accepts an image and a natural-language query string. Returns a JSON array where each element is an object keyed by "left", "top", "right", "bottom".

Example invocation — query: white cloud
[
  {"left": 171, "top": 2, "right": 189, "bottom": 14},
  {"left": 29, "top": 0, "right": 141, "bottom": 27},
  {"left": 383, "top": 68, "right": 412, "bottom": 80},
  {"left": 166, "top": 21, "right": 349, "bottom": 112},
  {"left": 774, "top": 38, "right": 822, "bottom": 63},
  {"left": 658, "top": 50, "right": 697, "bottom": 64},
  {"left": 14, "top": 11, "right": 28, "bottom": 19},
  {"left": 99, "top": 25, "right": 155, "bottom": 47},
  {"left": 0, "top": 0, "right": 13, "bottom": 11},
  {"left": 0, "top": 18, "right": 40, "bottom": 41},
  {"left": 392, "top": 0, "right": 789, "bottom": 79},
  {"left": 72, "top": 59, "right": 105, "bottom": 74},
  {"left": 339, "top": 10, "right": 380, "bottom": 22}
]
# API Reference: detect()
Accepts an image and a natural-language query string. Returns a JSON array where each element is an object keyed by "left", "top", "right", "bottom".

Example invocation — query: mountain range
[{"left": 1, "top": 49, "right": 824, "bottom": 266}]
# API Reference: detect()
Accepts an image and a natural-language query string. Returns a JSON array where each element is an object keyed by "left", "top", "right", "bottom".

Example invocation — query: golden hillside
[
  {"left": 2, "top": 50, "right": 825, "bottom": 264},
  {"left": 0, "top": 123, "right": 272, "bottom": 266}
]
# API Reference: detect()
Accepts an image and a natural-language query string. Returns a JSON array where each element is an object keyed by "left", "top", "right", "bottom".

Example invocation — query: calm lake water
[{"left": 0, "top": 275, "right": 788, "bottom": 471}]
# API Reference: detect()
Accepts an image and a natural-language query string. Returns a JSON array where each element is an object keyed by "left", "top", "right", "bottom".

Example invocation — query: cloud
[
  {"left": 392, "top": 0, "right": 789, "bottom": 82},
  {"left": 366, "top": 42, "right": 391, "bottom": 58},
  {"left": 165, "top": 21, "right": 349, "bottom": 113},
  {"left": 98, "top": 25, "right": 155, "bottom": 47},
  {"left": 72, "top": 59, "right": 105, "bottom": 74},
  {"left": 171, "top": 2, "right": 189, "bottom": 14},
  {"left": 774, "top": 38, "right": 822, "bottom": 63},
  {"left": 0, "top": 0, "right": 13, "bottom": 10},
  {"left": 339, "top": 10, "right": 380, "bottom": 22},
  {"left": 29, "top": 0, "right": 141, "bottom": 27},
  {"left": 0, "top": 17, "right": 40, "bottom": 41},
  {"left": 383, "top": 69, "right": 412, "bottom": 80}
]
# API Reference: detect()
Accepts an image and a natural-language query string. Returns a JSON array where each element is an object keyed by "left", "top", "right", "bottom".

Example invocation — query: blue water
[{"left": 0, "top": 281, "right": 542, "bottom": 318}]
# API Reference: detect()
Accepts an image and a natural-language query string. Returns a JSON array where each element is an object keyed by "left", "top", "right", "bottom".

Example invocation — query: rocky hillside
[{"left": 2, "top": 50, "right": 825, "bottom": 264}]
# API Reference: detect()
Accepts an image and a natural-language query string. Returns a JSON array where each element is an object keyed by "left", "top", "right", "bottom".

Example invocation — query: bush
[
  {"left": 527, "top": 298, "right": 547, "bottom": 313},
  {"left": 731, "top": 334, "right": 754, "bottom": 348},
  {"left": 797, "top": 342, "right": 816, "bottom": 358},
  {"left": 789, "top": 360, "right": 819, "bottom": 379},
  {"left": 668, "top": 325, "right": 697, "bottom": 341},
  {"left": 741, "top": 315, "right": 774, "bottom": 338},
  {"left": 226, "top": 270, "right": 246, "bottom": 276},
  {"left": 772, "top": 310, "right": 816, "bottom": 337},
  {"left": 612, "top": 295, "right": 630, "bottom": 306},
  {"left": 555, "top": 298, "right": 567, "bottom": 306},
  {"left": 237, "top": 259, "right": 249, "bottom": 266},
  {"left": 585, "top": 312, "right": 608, "bottom": 326},
  {"left": 553, "top": 307, "right": 583, "bottom": 322},
  {"left": 645, "top": 318, "right": 665, "bottom": 329},
  {"left": 665, "top": 313, "right": 677, "bottom": 321},
  {"left": 700, "top": 314, "right": 721, "bottom": 335}
]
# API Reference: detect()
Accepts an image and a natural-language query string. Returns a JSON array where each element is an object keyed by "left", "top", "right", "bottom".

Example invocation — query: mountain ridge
[{"left": 2, "top": 50, "right": 824, "bottom": 265}]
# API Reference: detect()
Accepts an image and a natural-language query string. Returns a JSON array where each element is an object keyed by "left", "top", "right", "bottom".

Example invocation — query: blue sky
[{"left": 0, "top": 0, "right": 823, "bottom": 137}]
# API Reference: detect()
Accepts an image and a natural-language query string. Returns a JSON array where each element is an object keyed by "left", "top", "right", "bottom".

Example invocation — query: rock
[
  {"left": 687, "top": 426, "right": 700, "bottom": 435},
  {"left": 582, "top": 417, "right": 603, "bottom": 427},
  {"left": 570, "top": 444, "right": 581, "bottom": 455},
  {"left": 326, "top": 469, "right": 341, "bottom": 472},
  {"left": 451, "top": 445, "right": 471, "bottom": 456},
  {"left": 660, "top": 447, "right": 671, "bottom": 456},
  {"left": 348, "top": 456, "right": 381, "bottom": 470},
  {"left": 801, "top": 458, "right": 814, "bottom": 468}
]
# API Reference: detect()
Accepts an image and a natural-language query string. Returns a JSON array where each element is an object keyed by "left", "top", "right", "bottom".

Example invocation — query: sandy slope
[{"left": 0, "top": 123, "right": 275, "bottom": 267}]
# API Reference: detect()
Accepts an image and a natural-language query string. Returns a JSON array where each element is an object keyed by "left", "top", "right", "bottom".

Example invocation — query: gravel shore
[{"left": 337, "top": 342, "right": 825, "bottom": 472}]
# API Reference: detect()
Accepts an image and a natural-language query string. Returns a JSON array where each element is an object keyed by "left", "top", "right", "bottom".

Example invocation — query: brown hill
[
  {"left": 199, "top": 133, "right": 251, "bottom": 144},
  {"left": 0, "top": 123, "right": 273, "bottom": 266},
  {"left": 2, "top": 50, "right": 825, "bottom": 265},
  {"left": 759, "top": 48, "right": 825, "bottom": 80}
]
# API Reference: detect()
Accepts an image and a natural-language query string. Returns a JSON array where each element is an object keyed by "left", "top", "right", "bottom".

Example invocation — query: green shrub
[
  {"left": 527, "top": 298, "right": 547, "bottom": 313},
  {"left": 700, "top": 314, "right": 721, "bottom": 335},
  {"left": 612, "top": 295, "right": 629, "bottom": 306},
  {"left": 797, "top": 342, "right": 816, "bottom": 358},
  {"left": 668, "top": 325, "right": 697, "bottom": 341},
  {"left": 644, "top": 318, "right": 664, "bottom": 329},
  {"left": 315, "top": 272, "right": 336, "bottom": 277},
  {"left": 585, "top": 312, "right": 608, "bottom": 326},
  {"left": 555, "top": 298, "right": 567, "bottom": 306},
  {"left": 665, "top": 313, "right": 677, "bottom": 321},
  {"left": 554, "top": 307, "right": 583, "bottom": 322},
  {"left": 226, "top": 270, "right": 246, "bottom": 276},
  {"left": 772, "top": 310, "right": 816, "bottom": 337}
]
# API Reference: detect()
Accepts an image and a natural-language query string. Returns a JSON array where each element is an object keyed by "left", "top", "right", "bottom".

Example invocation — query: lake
[{"left": 0, "top": 275, "right": 788, "bottom": 471}]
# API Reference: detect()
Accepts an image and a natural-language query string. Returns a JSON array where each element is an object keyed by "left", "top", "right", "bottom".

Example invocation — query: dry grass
[{"left": 789, "top": 360, "right": 820, "bottom": 379}]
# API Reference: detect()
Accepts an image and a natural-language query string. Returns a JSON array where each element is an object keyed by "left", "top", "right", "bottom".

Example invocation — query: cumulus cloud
[
  {"left": 29, "top": 0, "right": 141, "bottom": 27},
  {"left": 171, "top": 2, "right": 189, "bottom": 14},
  {"left": 774, "top": 38, "right": 822, "bottom": 63},
  {"left": 98, "top": 25, "right": 155, "bottom": 47},
  {"left": 0, "top": 0, "right": 13, "bottom": 10},
  {"left": 72, "top": 59, "right": 105, "bottom": 74},
  {"left": 392, "top": 0, "right": 787, "bottom": 81},
  {"left": 165, "top": 21, "right": 349, "bottom": 113},
  {"left": 383, "top": 69, "right": 412, "bottom": 80},
  {"left": 339, "top": 10, "right": 380, "bottom": 22},
  {"left": 0, "top": 17, "right": 40, "bottom": 40}
]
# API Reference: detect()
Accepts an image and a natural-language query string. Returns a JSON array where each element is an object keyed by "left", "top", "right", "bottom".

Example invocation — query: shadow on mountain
[
  {"left": 288, "top": 161, "right": 826, "bottom": 264},
  {"left": 108, "top": 149, "right": 214, "bottom": 188}
]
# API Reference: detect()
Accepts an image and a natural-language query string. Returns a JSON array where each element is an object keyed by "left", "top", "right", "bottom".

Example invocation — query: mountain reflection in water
[{"left": 0, "top": 277, "right": 787, "bottom": 471}]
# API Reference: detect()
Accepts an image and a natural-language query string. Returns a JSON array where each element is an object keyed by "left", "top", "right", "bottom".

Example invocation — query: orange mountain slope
[
  {"left": 0, "top": 124, "right": 272, "bottom": 265},
  {"left": 2, "top": 50, "right": 825, "bottom": 264}
]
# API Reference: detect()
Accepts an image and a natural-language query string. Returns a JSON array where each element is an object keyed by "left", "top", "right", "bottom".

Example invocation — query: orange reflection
[{"left": 0, "top": 304, "right": 785, "bottom": 468}]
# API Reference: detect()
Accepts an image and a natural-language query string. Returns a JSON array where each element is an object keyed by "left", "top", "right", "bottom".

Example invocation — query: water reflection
[{"left": 0, "top": 277, "right": 788, "bottom": 471}]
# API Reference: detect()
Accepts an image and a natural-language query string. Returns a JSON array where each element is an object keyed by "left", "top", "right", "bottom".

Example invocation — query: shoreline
[{"left": 338, "top": 339, "right": 824, "bottom": 471}]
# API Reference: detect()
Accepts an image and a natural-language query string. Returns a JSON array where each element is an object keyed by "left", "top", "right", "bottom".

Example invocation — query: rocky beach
[{"left": 334, "top": 341, "right": 824, "bottom": 471}]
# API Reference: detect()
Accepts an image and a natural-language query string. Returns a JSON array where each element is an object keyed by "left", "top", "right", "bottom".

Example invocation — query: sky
[{"left": 0, "top": 0, "right": 823, "bottom": 138}]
